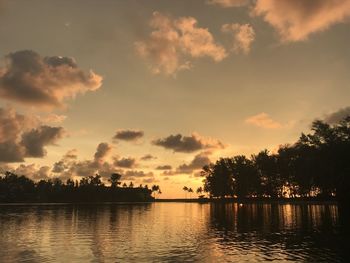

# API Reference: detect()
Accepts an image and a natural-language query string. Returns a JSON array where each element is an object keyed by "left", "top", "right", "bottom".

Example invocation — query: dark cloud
[
  {"left": 0, "top": 107, "right": 38, "bottom": 143},
  {"left": 52, "top": 149, "right": 77, "bottom": 173},
  {"left": 123, "top": 170, "right": 154, "bottom": 180},
  {"left": 113, "top": 129, "right": 144, "bottom": 142},
  {"left": 0, "top": 50, "right": 102, "bottom": 109},
  {"left": 140, "top": 154, "right": 157, "bottom": 161},
  {"left": 142, "top": 177, "right": 156, "bottom": 184},
  {"left": 52, "top": 161, "right": 66, "bottom": 173},
  {"left": 63, "top": 149, "right": 78, "bottom": 160},
  {"left": 94, "top": 143, "right": 112, "bottom": 163},
  {"left": 156, "top": 165, "right": 172, "bottom": 170},
  {"left": 161, "top": 170, "right": 177, "bottom": 176},
  {"left": 0, "top": 141, "right": 24, "bottom": 163},
  {"left": 176, "top": 152, "right": 211, "bottom": 174},
  {"left": 50, "top": 143, "right": 151, "bottom": 182},
  {"left": 0, "top": 107, "right": 64, "bottom": 163},
  {"left": 324, "top": 107, "right": 350, "bottom": 124},
  {"left": 152, "top": 133, "right": 224, "bottom": 153},
  {"left": 52, "top": 143, "right": 115, "bottom": 179},
  {"left": 21, "top": 126, "right": 65, "bottom": 157},
  {"left": 158, "top": 152, "right": 212, "bottom": 176},
  {"left": 114, "top": 157, "right": 137, "bottom": 168}
]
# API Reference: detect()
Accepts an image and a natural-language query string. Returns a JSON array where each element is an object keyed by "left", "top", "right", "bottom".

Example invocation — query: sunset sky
[{"left": 0, "top": 0, "right": 349, "bottom": 198}]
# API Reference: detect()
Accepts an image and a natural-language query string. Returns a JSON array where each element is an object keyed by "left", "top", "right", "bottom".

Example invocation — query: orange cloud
[
  {"left": 135, "top": 12, "right": 227, "bottom": 75},
  {"left": 0, "top": 50, "right": 102, "bottom": 109},
  {"left": 245, "top": 112, "right": 283, "bottom": 129},
  {"left": 207, "top": 0, "right": 250, "bottom": 8},
  {"left": 0, "top": 107, "right": 65, "bottom": 162},
  {"left": 39, "top": 114, "right": 67, "bottom": 124},
  {"left": 222, "top": 23, "right": 255, "bottom": 54},
  {"left": 253, "top": 0, "right": 350, "bottom": 42}
]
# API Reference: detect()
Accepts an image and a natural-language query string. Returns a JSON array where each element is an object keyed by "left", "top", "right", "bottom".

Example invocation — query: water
[{"left": 0, "top": 202, "right": 348, "bottom": 262}]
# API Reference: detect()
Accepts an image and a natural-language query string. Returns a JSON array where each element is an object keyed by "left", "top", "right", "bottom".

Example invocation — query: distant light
[{"left": 239, "top": 203, "right": 243, "bottom": 207}]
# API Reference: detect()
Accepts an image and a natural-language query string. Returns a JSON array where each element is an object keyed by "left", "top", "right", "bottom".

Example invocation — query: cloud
[
  {"left": 176, "top": 151, "right": 211, "bottom": 174},
  {"left": 245, "top": 112, "right": 283, "bottom": 129},
  {"left": 158, "top": 152, "right": 212, "bottom": 176},
  {"left": 123, "top": 170, "right": 154, "bottom": 180},
  {"left": 52, "top": 161, "right": 66, "bottom": 173},
  {"left": 161, "top": 170, "right": 177, "bottom": 176},
  {"left": 0, "top": 107, "right": 38, "bottom": 143},
  {"left": 113, "top": 129, "right": 144, "bottom": 142},
  {"left": 94, "top": 143, "right": 112, "bottom": 163},
  {"left": 63, "top": 149, "right": 78, "bottom": 160},
  {"left": 0, "top": 142, "right": 25, "bottom": 163},
  {"left": 135, "top": 11, "right": 227, "bottom": 75},
  {"left": 152, "top": 132, "right": 225, "bottom": 153},
  {"left": 52, "top": 149, "right": 77, "bottom": 173},
  {"left": 0, "top": 50, "right": 102, "bottom": 109},
  {"left": 0, "top": 107, "right": 65, "bottom": 163},
  {"left": 156, "top": 165, "right": 172, "bottom": 170},
  {"left": 253, "top": 0, "right": 350, "bottom": 42},
  {"left": 50, "top": 143, "right": 156, "bottom": 184},
  {"left": 140, "top": 154, "right": 157, "bottom": 161},
  {"left": 114, "top": 157, "right": 137, "bottom": 168},
  {"left": 142, "top": 177, "right": 157, "bottom": 184},
  {"left": 206, "top": 0, "right": 250, "bottom": 8},
  {"left": 52, "top": 143, "right": 115, "bottom": 179},
  {"left": 13, "top": 164, "right": 51, "bottom": 181},
  {"left": 39, "top": 114, "right": 67, "bottom": 124},
  {"left": 222, "top": 23, "right": 255, "bottom": 54},
  {"left": 0, "top": 162, "right": 52, "bottom": 181},
  {"left": 324, "top": 107, "right": 350, "bottom": 124},
  {"left": 21, "top": 126, "right": 65, "bottom": 157}
]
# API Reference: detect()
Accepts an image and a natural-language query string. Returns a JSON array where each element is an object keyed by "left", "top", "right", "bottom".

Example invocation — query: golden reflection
[{"left": 0, "top": 203, "right": 344, "bottom": 262}]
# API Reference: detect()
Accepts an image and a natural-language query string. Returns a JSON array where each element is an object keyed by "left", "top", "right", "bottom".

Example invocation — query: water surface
[{"left": 0, "top": 202, "right": 348, "bottom": 262}]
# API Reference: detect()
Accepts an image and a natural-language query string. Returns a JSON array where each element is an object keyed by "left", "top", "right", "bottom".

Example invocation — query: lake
[{"left": 0, "top": 202, "right": 348, "bottom": 262}]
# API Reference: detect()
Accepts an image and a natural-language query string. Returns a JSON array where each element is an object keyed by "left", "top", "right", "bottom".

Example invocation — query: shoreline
[
  {"left": 155, "top": 198, "right": 339, "bottom": 205},
  {"left": 0, "top": 198, "right": 339, "bottom": 205}
]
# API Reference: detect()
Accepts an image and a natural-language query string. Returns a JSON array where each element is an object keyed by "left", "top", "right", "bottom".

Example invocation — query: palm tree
[
  {"left": 188, "top": 187, "right": 193, "bottom": 199},
  {"left": 183, "top": 186, "right": 188, "bottom": 199},
  {"left": 109, "top": 173, "right": 122, "bottom": 188},
  {"left": 196, "top": 186, "right": 203, "bottom": 196},
  {"left": 151, "top": 185, "right": 161, "bottom": 199}
]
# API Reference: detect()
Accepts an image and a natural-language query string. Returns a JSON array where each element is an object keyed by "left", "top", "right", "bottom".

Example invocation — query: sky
[{"left": 0, "top": 0, "right": 349, "bottom": 198}]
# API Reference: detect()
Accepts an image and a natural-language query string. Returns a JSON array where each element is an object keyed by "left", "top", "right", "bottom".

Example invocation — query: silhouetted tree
[
  {"left": 183, "top": 186, "right": 188, "bottom": 198},
  {"left": 199, "top": 116, "right": 350, "bottom": 204},
  {"left": 203, "top": 159, "right": 235, "bottom": 198},
  {"left": 188, "top": 187, "right": 193, "bottom": 199},
  {"left": 230, "top": 155, "right": 259, "bottom": 198},
  {"left": 196, "top": 187, "right": 203, "bottom": 195},
  {"left": 109, "top": 173, "right": 122, "bottom": 188},
  {"left": 252, "top": 150, "right": 281, "bottom": 198},
  {"left": 151, "top": 185, "right": 161, "bottom": 199},
  {"left": 0, "top": 172, "right": 154, "bottom": 203}
]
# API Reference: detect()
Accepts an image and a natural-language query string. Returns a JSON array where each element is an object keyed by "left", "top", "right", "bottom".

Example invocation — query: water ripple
[{"left": 0, "top": 203, "right": 348, "bottom": 262}]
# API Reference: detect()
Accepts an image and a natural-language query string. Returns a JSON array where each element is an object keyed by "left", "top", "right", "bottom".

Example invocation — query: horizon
[{"left": 0, "top": 0, "right": 350, "bottom": 198}]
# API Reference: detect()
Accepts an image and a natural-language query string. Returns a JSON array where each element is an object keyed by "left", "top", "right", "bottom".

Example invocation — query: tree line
[
  {"left": 200, "top": 117, "right": 350, "bottom": 204},
  {"left": 0, "top": 172, "right": 161, "bottom": 203}
]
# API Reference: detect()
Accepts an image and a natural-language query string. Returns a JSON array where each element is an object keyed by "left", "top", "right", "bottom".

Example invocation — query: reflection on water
[{"left": 0, "top": 203, "right": 348, "bottom": 262}]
